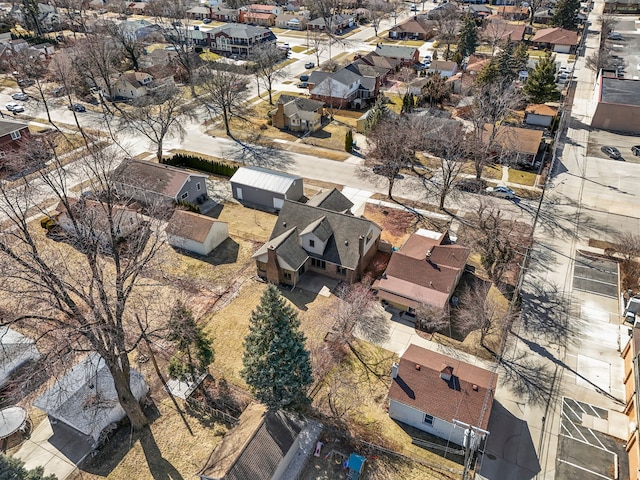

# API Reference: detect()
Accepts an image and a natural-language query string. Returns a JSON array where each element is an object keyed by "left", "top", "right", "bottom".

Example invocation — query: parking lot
[
  {"left": 557, "top": 397, "right": 627, "bottom": 480},
  {"left": 573, "top": 254, "right": 618, "bottom": 298}
]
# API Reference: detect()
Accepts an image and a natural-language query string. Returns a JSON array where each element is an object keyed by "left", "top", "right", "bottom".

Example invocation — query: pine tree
[
  {"left": 345, "top": 129, "right": 353, "bottom": 152},
  {"left": 512, "top": 42, "right": 530, "bottom": 76},
  {"left": 241, "top": 284, "right": 312, "bottom": 410},
  {"left": 496, "top": 41, "right": 517, "bottom": 82},
  {"left": 167, "top": 303, "right": 214, "bottom": 382},
  {"left": 456, "top": 15, "right": 478, "bottom": 60},
  {"left": 552, "top": 0, "right": 581, "bottom": 30},
  {"left": 0, "top": 454, "right": 57, "bottom": 480},
  {"left": 523, "top": 52, "right": 559, "bottom": 103},
  {"left": 475, "top": 60, "right": 500, "bottom": 86},
  {"left": 401, "top": 91, "right": 415, "bottom": 114},
  {"left": 364, "top": 94, "right": 387, "bottom": 134}
]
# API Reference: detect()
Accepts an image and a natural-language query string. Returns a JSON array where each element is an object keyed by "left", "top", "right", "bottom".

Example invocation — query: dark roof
[
  {"left": 253, "top": 227, "right": 309, "bottom": 271},
  {"left": 277, "top": 94, "right": 325, "bottom": 112},
  {"left": 389, "top": 345, "right": 496, "bottom": 431},
  {"left": 307, "top": 13, "right": 352, "bottom": 27},
  {"left": 113, "top": 159, "right": 206, "bottom": 199},
  {"left": 600, "top": 77, "right": 640, "bottom": 107},
  {"left": 257, "top": 200, "right": 380, "bottom": 270},
  {"left": 306, "top": 188, "right": 354, "bottom": 213},
  {"left": 467, "top": 5, "right": 492, "bottom": 13},
  {"left": 390, "top": 18, "right": 429, "bottom": 34},
  {"left": 0, "top": 119, "right": 28, "bottom": 137},
  {"left": 199, "top": 404, "right": 302, "bottom": 480},
  {"left": 375, "top": 44, "right": 418, "bottom": 59},
  {"left": 210, "top": 22, "right": 273, "bottom": 39},
  {"left": 308, "top": 70, "right": 331, "bottom": 85}
]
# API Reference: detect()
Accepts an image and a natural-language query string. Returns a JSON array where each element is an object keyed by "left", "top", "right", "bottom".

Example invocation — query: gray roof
[
  {"left": 330, "top": 67, "right": 362, "bottom": 86},
  {"left": 260, "top": 200, "right": 379, "bottom": 270},
  {"left": 253, "top": 227, "right": 309, "bottom": 270},
  {"left": 210, "top": 22, "right": 274, "bottom": 40},
  {"left": 113, "top": 159, "right": 207, "bottom": 199},
  {"left": 33, "top": 353, "right": 148, "bottom": 441},
  {"left": 0, "top": 119, "right": 28, "bottom": 137},
  {"left": 375, "top": 44, "right": 418, "bottom": 59},
  {"left": 230, "top": 166, "right": 302, "bottom": 194},
  {"left": 0, "top": 327, "right": 39, "bottom": 387},
  {"left": 299, "top": 216, "right": 332, "bottom": 242},
  {"left": 306, "top": 188, "right": 353, "bottom": 213},
  {"left": 278, "top": 94, "right": 324, "bottom": 112},
  {"left": 307, "top": 13, "right": 352, "bottom": 27},
  {"left": 308, "top": 71, "right": 331, "bottom": 85},
  {"left": 600, "top": 77, "right": 640, "bottom": 107},
  {"left": 468, "top": 4, "right": 492, "bottom": 12}
]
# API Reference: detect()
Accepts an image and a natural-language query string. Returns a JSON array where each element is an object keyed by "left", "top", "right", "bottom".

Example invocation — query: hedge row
[{"left": 162, "top": 154, "right": 239, "bottom": 177}]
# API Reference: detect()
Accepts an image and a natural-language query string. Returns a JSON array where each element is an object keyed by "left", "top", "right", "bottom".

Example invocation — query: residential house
[
  {"left": 271, "top": 94, "right": 324, "bottom": 132},
  {"left": 188, "top": 5, "right": 212, "bottom": 20},
  {"left": 244, "top": 4, "right": 278, "bottom": 26},
  {"left": 198, "top": 404, "right": 321, "bottom": 480},
  {"left": 533, "top": 7, "right": 555, "bottom": 24},
  {"left": 253, "top": 190, "right": 381, "bottom": 285},
  {"left": 52, "top": 198, "right": 143, "bottom": 245},
  {"left": 0, "top": 119, "right": 30, "bottom": 162},
  {"left": 114, "top": 71, "right": 153, "bottom": 99},
  {"left": 530, "top": 27, "right": 579, "bottom": 53},
  {"left": 373, "top": 230, "right": 470, "bottom": 313},
  {"left": 126, "top": 2, "right": 147, "bottom": 15},
  {"left": 388, "top": 344, "right": 497, "bottom": 446},
  {"left": 622, "top": 328, "right": 640, "bottom": 478},
  {"left": 466, "top": 4, "right": 493, "bottom": 18},
  {"left": 208, "top": 23, "right": 276, "bottom": 57},
  {"left": 481, "top": 21, "right": 526, "bottom": 42},
  {"left": 310, "top": 66, "right": 379, "bottom": 109},
  {"left": 494, "top": 5, "right": 529, "bottom": 20},
  {"left": 230, "top": 166, "right": 303, "bottom": 211},
  {"left": 165, "top": 210, "right": 229, "bottom": 255},
  {"left": 590, "top": 74, "right": 640, "bottom": 134},
  {"left": 482, "top": 124, "right": 544, "bottom": 165},
  {"left": 525, "top": 104, "right": 558, "bottom": 127},
  {"left": 427, "top": 60, "right": 458, "bottom": 78},
  {"left": 604, "top": 0, "right": 640, "bottom": 13},
  {"left": 119, "top": 19, "right": 163, "bottom": 42},
  {"left": 0, "top": 327, "right": 40, "bottom": 388},
  {"left": 275, "top": 13, "right": 308, "bottom": 30},
  {"left": 426, "top": 2, "right": 459, "bottom": 19},
  {"left": 375, "top": 44, "right": 420, "bottom": 66},
  {"left": 306, "top": 188, "right": 355, "bottom": 214},
  {"left": 210, "top": 6, "right": 243, "bottom": 23},
  {"left": 113, "top": 159, "right": 209, "bottom": 206},
  {"left": 30, "top": 43, "right": 54, "bottom": 58},
  {"left": 307, "top": 14, "right": 354, "bottom": 34},
  {"left": 34, "top": 353, "right": 148, "bottom": 446},
  {"left": 388, "top": 18, "right": 431, "bottom": 40}
]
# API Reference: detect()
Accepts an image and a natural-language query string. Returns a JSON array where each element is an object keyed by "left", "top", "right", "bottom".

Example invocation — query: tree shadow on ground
[
  {"left": 224, "top": 132, "right": 294, "bottom": 170},
  {"left": 140, "top": 427, "right": 185, "bottom": 480}
]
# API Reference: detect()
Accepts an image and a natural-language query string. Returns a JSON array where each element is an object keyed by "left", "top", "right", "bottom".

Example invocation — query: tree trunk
[
  {"left": 267, "top": 78, "right": 273, "bottom": 105},
  {"left": 223, "top": 109, "right": 231, "bottom": 136},
  {"left": 156, "top": 140, "right": 163, "bottom": 162},
  {"left": 439, "top": 191, "right": 446, "bottom": 210},
  {"left": 387, "top": 178, "right": 394, "bottom": 199},
  {"left": 108, "top": 361, "right": 149, "bottom": 430}
]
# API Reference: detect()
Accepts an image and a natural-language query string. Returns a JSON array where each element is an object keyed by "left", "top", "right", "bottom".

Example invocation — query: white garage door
[
  {"left": 273, "top": 197, "right": 284, "bottom": 209},
  {"left": 236, "top": 187, "right": 243, "bottom": 200}
]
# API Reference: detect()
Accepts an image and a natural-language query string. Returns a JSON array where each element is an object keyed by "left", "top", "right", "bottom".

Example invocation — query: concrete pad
[
  {"left": 580, "top": 305, "right": 610, "bottom": 323},
  {"left": 576, "top": 355, "right": 611, "bottom": 392},
  {"left": 607, "top": 410, "right": 630, "bottom": 440}
]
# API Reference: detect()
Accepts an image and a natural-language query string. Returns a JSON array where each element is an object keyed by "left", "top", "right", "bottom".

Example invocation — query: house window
[
  {"left": 181, "top": 192, "right": 189, "bottom": 200},
  {"left": 424, "top": 414, "right": 434, "bottom": 426},
  {"left": 284, "top": 272, "right": 292, "bottom": 281},
  {"left": 197, "top": 182, "right": 201, "bottom": 191},
  {"left": 311, "top": 258, "right": 326, "bottom": 270},
  {"left": 337, "top": 266, "right": 347, "bottom": 276},
  {"left": 309, "top": 239, "right": 315, "bottom": 248},
  {"left": 10, "top": 130, "right": 21, "bottom": 140}
]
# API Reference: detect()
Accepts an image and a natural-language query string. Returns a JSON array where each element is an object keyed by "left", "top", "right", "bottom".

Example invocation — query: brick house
[
  {"left": 270, "top": 95, "right": 324, "bottom": 132},
  {"left": 0, "top": 119, "right": 30, "bottom": 163},
  {"left": 244, "top": 4, "right": 278, "bottom": 26}
]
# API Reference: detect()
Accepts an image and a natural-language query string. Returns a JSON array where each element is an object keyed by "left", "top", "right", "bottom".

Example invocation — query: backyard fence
[{"left": 186, "top": 397, "right": 239, "bottom": 425}]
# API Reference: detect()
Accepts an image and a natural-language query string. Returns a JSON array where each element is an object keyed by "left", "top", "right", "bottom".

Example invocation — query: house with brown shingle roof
[
  {"left": 531, "top": 27, "right": 579, "bottom": 53},
  {"left": 165, "top": 210, "right": 229, "bottom": 255},
  {"left": 388, "top": 344, "right": 497, "bottom": 445},
  {"left": 388, "top": 18, "right": 431, "bottom": 41},
  {"left": 373, "top": 230, "right": 469, "bottom": 313},
  {"left": 270, "top": 95, "right": 324, "bottom": 132},
  {"left": 525, "top": 104, "right": 558, "bottom": 127},
  {"left": 482, "top": 124, "right": 544, "bottom": 165},
  {"left": 113, "top": 159, "right": 209, "bottom": 207},
  {"left": 480, "top": 21, "right": 526, "bottom": 42}
]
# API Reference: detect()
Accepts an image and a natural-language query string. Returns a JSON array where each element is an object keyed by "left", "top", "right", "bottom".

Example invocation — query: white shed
[
  {"left": 524, "top": 104, "right": 558, "bottom": 127},
  {"left": 0, "top": 327, "right": 40, "bottom": 388},
  {"left": 165, "top": 209, "right": 229, "bottom": 256}
]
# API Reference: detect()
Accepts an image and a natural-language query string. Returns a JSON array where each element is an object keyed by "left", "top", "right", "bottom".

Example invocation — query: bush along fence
[{"left": 162, "top": 154, "right": 239, "bottom": 177}]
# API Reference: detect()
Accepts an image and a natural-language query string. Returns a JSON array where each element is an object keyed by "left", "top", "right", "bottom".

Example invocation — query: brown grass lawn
[
  {"left": 216, "top": 201, "right": 277, "bottom": 243},
  {"left": 302, "top": 121, "right": 350, "bottom": 151},
  {"left": 508, "top": 168, "right": 537, "bottom": 186},
  {"left": 364, "top": 204, "right": 418, "bottom": 246},
  {"left": 291, "top": 45, "right": 307, "bottom": 53}
]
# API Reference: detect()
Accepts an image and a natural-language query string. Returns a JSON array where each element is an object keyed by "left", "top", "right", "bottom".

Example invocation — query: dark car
[
  {"left": 632, "top": 146, "right": 640, "bottom": 156},
  {"left": 601, "top": 145, "right": 622, "bottom": 159},
  {"left": 299, "top": 74, "right": 309, "bottom": 82},
  {"left": 297, "top": 82, "right": 309, "bottom": 88},
  {"left": 68, "top": 103, "right": 86, "bottom": 112}
]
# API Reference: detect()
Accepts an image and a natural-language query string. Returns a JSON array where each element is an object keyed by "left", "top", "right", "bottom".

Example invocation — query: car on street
[
  {"left": 68, "top": 103, "right": 86, "bottom": 112},
  {"left": 5, "top": 102, "right": 24, "bottom": 113},
  {"left": 486, "top": 185, "right": 516, "bottom": 199},
  {"left": 297, "top": 81, "right": 309, "bottom": 88},
  {"left": 203, "top": 18, "right": 212, "bottom": 24},
  {"left": 608, "top": 32, "right": 623, "bottom": 40},
  {"left": 299, "top": 74, "right": 309, "bottom": 82},
  {"left": 305, "top": 62, "right": 315, "bottom": 69},
  {"left": 410, "top": 4, "right": 418, "bottom": 11},
  {"left": 11, "top": 93, "right": 28, "bottom": 101},
  {"left": 601, "top": 145, "right": 622, "bottom": 159},
  {"left": 632, "top": 145, "right": 640, "bottom": 156},
  {"left": 17, "top": 78, "right": 35, "bottom": 87}
]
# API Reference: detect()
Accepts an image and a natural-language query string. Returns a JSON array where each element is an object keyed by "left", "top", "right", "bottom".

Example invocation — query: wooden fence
[{"left": 186, "top": 397, "right": 239, "bottom": 425}]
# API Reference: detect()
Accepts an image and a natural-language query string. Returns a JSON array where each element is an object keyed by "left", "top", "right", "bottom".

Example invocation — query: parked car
[
  {"left": 601, "top": 145, "right": 622, "bottom": 159},
  {"left": 608, "top": 32, "right": 623, "bottom": 40},
  {"left": 305, "top": 62, "right": 315, "bottom": 69},
  {"left": 12, "top": 92, "right": 28, "bottom": 101},
  {"left": 413, "top": 62, "right": 427, "bottom": 71},
  {"left": 299, "top": 74, "right": 309, "bottom": 82},
  {"left": 6, "top": 102, "right": 24, "bottom": 112},
  {"left": 410, "top": 4, "right": 418, "bottom": 11},
  {"left": 51, "top": 86, "right": 66, "bottom": 97},
  {"left": 424, "top": 54, "right": 432, "bottom": 62},
  {"left": 297, "top": 82, "right": 309, "bottom": 88},
  {"left": 68, "top": 103, "right": 86, "bottom": 112},
  {"left": 203, "top": 18, "right": 212, "bottom": 24},
  {"left": 17, "top": 78, "right": 35, "bottom": 87},
  {"left": 486, "top": 185, "right": 516, "bottom": 199},
  {"left": 632, "top": 145, "right": 640, "bottom": 156}
]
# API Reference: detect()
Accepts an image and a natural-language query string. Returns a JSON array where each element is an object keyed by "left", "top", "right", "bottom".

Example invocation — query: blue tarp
[{"left": 348, "top": 453, "right": 365, "bottom": 473}]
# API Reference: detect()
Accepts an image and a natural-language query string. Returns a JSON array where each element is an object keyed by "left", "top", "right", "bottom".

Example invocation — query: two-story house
[
  {"left": 244, "top": 4, "right": 278, "bottom": 26},
  {"left": 207, "top": 23, "right": 276, "bottom": 57}
]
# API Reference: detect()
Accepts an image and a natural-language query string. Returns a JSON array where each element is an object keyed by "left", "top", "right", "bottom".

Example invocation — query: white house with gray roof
[
  {"left": 230, "top": 166, "right": 303, "bottom": 212},
  {"left": 207, "top": 23, "right": 276, "bottom": 57}
]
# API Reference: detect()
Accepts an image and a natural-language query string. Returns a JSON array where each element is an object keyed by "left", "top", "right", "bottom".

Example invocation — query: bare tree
[
  {"left": 251, "top": 44, "right": 287, "bottom": 105},
  {"left": 198, "top": 65, "right": 250, "bottom": 137},
  {"left": 332, "top": 283, "right": 390, "bottom": 347},
  {"left": 598, "top": 14, "right": 618, "bottom": 45},
  {"left": 102, "top": 20, "right": 146, "bottom": 71},
  {"left": 431, "top": 8, "right": 460, "bottom": 61},
  {"left": 585, "top": 48, "right": 614, "bottom": 73},
  {"left": 118, "top": 86, "right": 190, "bottom": 161},
  {"left": 416, "top": 303, "right": 450, "bottom": 334},
  {"left": 0, "top": 145, "right": 169, "bottom": 430},
  {"left": 51, "top": 0, "right": 90, "bottom": 38},
  {"left": 366, "top": 0, "right": 393, "bottom": 37},
  {"left": 613, "top": 233, "right": 640, "bottom": 291},
  {"left": 418, "top": 72, "right": 451, "bottom": 108},
  {"left": 308, "top": 30, "right": 329, "bottom": 67}
]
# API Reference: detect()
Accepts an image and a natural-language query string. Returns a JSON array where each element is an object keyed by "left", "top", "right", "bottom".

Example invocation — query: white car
[
  {"left": 486, "top": 186, "right": 516, "bottom": 199},
  {"left": 6, "top": 102, "right": 24, "bottom": 113},
  {"left": 12, "top": 92, "right": 28, "bottom": 101}
]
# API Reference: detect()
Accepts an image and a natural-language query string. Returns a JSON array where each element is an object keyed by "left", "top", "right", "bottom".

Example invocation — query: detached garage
[
  {"left": 591, "top": 74, "right": 640, "bottom": 134},
  {"left": 165, "top": 209, "right": 229, "bottom": 255},
  {"left": 230, "top": 166, "right": 303, "bottom": 212}
]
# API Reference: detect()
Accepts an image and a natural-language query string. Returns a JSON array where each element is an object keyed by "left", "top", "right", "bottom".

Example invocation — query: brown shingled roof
[
  {"left": 389, "top": 345, "right": 496, "bottom": 430},
  {"left": 165, "top": 209, "right": 224, "bottom": 243},
  {"left": 113, "top": 159, "right": 206, "bottom": 199}
]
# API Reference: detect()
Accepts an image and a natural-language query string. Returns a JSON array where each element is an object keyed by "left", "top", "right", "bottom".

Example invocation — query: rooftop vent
[
  {"left": 283, "top": 221, "right": 287, "bottom": 227},
  {"left": 440, "top": 364, "right": 453, "bottom": 381},
  {"left": 415, "top": 364, "right": 421, "bottom": 371},
  {"left": 472, "top": 384, "right": 479, "bottom": 391},
  {"left": 345, "top": 240, "right": 349, "bottom": 246}
]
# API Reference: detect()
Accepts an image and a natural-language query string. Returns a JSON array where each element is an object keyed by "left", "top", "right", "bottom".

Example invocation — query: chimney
[
  {"left": 426, "top": 247, "right": 432, "bottom": 258},
  {"left": 391, "top": 363, "right": 399, "bottom": 379},
  {"left": 472, "top": 384, "right": 479, "bottom": 391},
  {"left": 440, "top": 364, "right": 453, "bottom": 381}
]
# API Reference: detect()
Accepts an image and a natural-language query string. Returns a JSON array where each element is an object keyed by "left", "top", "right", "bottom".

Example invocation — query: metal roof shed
[{"left": 230, "top": 166, "right": 304, "bottom": 212}]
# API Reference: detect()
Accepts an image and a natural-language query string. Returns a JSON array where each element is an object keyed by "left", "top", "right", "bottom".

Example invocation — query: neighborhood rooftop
[
  {"left": 165, "top": 209, "right": 221, "bottom": 244},
  {"left": 0, "top": 119, "right": 28, "bottom": 137},
  {"left": 230, "top": 166, "right": 302, "bottom": 194},
  {"left": 113, "top": 159, "right": 206, "bottom": 198},
  {"left": 600, "top": 77, "right": 640, "bottom": 107}
]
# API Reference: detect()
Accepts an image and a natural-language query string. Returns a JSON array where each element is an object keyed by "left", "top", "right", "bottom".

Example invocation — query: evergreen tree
[
  {"left": 167, "top": 303, "right": 215, "bottom": 382},
  {"left": 363, "top": 94, "right": 388, "bottom": 134},
  {"left": 512, "top": 42, "right": 530, "bottom": 76},
  {"left": 345, "top": 129, "right": 353, "bottom": 152},
  {"left": 496, "top": 41, "right": 517, "bottom": 82},
  {"left": 0, "top": 454, "right": 57, "bottom": 480},
  {"left": 241, "top": 284, "right": 312, "bottom": 410},
  {"left": 552, "top": 0, "right": 581, "bottom": 30},
  {"left": 456, "top": 15, "right": 478, "bottom": 60},
  {"left": 475, "top": 60, "right": 500, "bottom": 86},
  {"left": 523, "top": 53, "right": 559, "bottom": 103},
  {"left": 401, "top": 91, "right": 415, "bottom": 114}
]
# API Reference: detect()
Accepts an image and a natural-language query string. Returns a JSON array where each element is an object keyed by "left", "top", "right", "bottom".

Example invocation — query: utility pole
[{"left": 453, "top": 419, "right": 490, "bottom": 480}]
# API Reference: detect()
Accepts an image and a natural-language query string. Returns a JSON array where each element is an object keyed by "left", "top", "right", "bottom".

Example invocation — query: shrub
[
  {"left": 175, "top": 201, "right": 200, "bottom": 213},
  {"left": 163, "top": 153, "right": 239, "bottom": 177}
]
